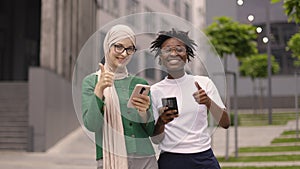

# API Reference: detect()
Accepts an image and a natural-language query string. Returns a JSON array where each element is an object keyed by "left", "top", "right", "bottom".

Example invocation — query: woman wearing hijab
[{"left": 82, "top": 25, "right": 158, "bottom": 169}]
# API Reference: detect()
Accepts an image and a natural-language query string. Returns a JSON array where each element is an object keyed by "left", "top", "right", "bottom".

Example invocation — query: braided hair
[{"left": 150, "top": 28, "right": 197, "bottom": 62}]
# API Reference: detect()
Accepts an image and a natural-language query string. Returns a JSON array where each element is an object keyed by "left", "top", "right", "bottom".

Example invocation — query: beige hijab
[{"left": 97, "top": 24, "right": 136, "bottom": 169}]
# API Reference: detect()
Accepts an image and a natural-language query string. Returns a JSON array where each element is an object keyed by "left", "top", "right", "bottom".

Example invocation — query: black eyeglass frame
[{"left": 113, "top": 44, "right": 137, "bottom": 55}]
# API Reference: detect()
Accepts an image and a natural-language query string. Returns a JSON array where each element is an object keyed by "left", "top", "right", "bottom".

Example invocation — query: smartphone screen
[{"left": 161, "top": 97, "right": 178, "bottom": 114}]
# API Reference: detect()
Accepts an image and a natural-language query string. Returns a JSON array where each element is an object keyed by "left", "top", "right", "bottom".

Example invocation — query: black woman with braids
[{"left": 150, "top": 28, "right": 230, "bottom": 169}]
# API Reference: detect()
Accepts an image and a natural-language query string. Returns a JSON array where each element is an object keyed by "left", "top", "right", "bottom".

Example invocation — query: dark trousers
[{"left": 158, "top": 148, "right": 220, "bottom": 169}]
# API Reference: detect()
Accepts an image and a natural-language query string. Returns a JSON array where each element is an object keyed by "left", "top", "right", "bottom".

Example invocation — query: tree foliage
[
  {"left": 284, "top": 0, "right": 300, "bottom": 24},
  {"left": 273, "top": 0, "right": 300, "bottom": 67},
  {"left": 272, "top": 0, "right": 300, "bottom": 67},
  {"left": 204, "top": 16, "right": 258, "bottom": 59},
  {"left": 271, "top": 0, "right": 300, "bottom": 23},
  {"left": 272, "top": 0, "right": 300, "bottom": 23},
  {"left": 287, "top": 32, "right": 300, "bottom": 67},
  {"left": 240, "top": 54, "right": 280, "bottom": 80}
]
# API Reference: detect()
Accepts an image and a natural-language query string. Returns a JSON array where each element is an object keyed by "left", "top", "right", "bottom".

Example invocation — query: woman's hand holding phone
[
  {"left": 127, "top": 84, "right": 151, "bottom": 122},
  {"left": 158, "top": 107, "right": 178, "bottom": 125},
  {"left": 127, "top": 84, "right": 150, "bottom": 112}
]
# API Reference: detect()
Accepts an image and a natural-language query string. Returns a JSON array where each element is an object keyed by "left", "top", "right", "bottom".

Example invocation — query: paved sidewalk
[
  {"left": 212, "top": 120, "right": 299, "bottom": 157},
  {"left": 0, "top": 128, "right": 97, "bottom": 169},
  {"left": 211, "top": 125, "right": 286, "bottom": 157},
  {"left": 214, "top": 120, "right": 300, "bottom": 167},
  {"left": 0, "top": 120, "right": 298, "bottom": 168}
]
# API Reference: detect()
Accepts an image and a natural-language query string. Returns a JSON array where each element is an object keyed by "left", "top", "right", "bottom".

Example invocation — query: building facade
[
  {"left": 0, "top": 0, "right": 206, "bottom": 151},
  {"left": 205, "top": 0, "right": 300, "bottom": 109},
  {"left": 0, "top": 0, "right": 98, "bottom": 151}
]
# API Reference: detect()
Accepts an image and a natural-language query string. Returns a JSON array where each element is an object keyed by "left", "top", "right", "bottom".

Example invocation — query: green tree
[
  {"left": 284, "top": 0, "right": 300, "bottom": 24},
  {"left": 273, "top": 0, "right": 300, "bottom": 67},
  {"left": 287, "top": 32, "right": 300, "bottom": 67},
  {"left": 271, "top": 0, "right": 300, "bottom": 23},
  {"left": 205, "top": 16, "right": 259, "bottom": 117},
  {"left": 204, "top": 16, "right": 258, "bottom": 60},
  {"left": 240, "top": 54, "right": 280, "bottom": 112},
  {"left": 240, "top": 54, "right": 280, "bottom": 79}
]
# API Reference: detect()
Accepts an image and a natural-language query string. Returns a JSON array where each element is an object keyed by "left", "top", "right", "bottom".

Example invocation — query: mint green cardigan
[{"left": 82, "top": 74, "right": 155, "bottom": 160}]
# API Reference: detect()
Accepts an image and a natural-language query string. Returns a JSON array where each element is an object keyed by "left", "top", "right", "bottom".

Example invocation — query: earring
[{"left": 158, "top": 58, "right": 162, "bottom": 65}]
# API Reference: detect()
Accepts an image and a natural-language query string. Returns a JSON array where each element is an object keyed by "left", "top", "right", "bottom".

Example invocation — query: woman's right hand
[
  {"left": 94, "top": 63, "right": 114, "bottom": 100},
  {"left": 152, "top": 107, "right": 178, "bottom": 143},
  {"left": 158, "top": 107, "right": 178, "bottom": 125}
]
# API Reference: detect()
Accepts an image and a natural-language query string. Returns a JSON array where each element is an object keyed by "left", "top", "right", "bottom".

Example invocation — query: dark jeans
[{"left": 158, "top": 148, "right": 220, "bottom": 169}]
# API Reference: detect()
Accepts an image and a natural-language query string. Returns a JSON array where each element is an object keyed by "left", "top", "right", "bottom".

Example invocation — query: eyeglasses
[
  {"left": 160, "top": 46, "right": 186, "bottom": 55},
  {"left": 113, "top": 44, "right": 137, "bottom": 55}
]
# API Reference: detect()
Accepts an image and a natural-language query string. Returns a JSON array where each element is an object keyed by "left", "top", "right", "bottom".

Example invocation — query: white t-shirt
[{"left": 151, "top": 73, "right": 225, "bottom": 153}]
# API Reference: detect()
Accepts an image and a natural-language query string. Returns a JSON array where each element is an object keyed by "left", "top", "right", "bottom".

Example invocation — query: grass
[
  {"left": 271, "top": 137, "right": 300, "bottom": 143},
  {"left": 217, "top": 155, "right": 300, "bottom": 162},
  {"left": 219, "top": 129, "right": 300, "bottom": 168},
  {"left": 238, "top": 112, "right": 297, "bottom": 126},
  {"left": 282, "top": 130, "right": 300, "bottom": 135},
  {"left": 219, "top": 129, "right": 300, "bottom": 161},
  {"left": 222, "top": 167, "right": 300, "bottom": 169},
  {"left": 238, "top": 145, "right": 300, "bottom": 153}
]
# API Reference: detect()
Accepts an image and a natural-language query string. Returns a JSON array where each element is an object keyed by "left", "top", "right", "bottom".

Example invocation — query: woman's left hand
[
  {"left": 193, "top": 82, "right": 211, "bottom": 108},
  {"left": 131, "top": 94, "right": 150, "bottom": 113}
]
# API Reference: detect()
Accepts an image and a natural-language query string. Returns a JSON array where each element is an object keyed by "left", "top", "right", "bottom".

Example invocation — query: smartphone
[
  {"left": 161, "top": 97, "right": 178, "bottom": 114},
  {"left": 127, "top": 84, "right": 150, "bottom": 108}
]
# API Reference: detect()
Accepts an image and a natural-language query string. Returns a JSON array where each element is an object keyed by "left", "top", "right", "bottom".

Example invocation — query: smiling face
[
  {"left": 108, "top": 37, "right": 135, "bottom": 71},
  {"left": 160, "top": 37, "right": 187, "bottom": 76}
]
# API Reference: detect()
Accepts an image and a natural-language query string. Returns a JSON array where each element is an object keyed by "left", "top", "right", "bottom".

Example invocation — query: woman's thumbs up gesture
[
  {"left": 193, "top": 82, "right": 211, "bottom": 108},
  {"left": 94, "top": 63, "right": 115, "bottom": 100}
]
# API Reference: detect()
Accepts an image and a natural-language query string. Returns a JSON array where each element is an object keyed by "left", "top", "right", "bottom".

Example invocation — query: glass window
[
  {"left": 174, "top": 0, "right": 181, "bottom": 15},
  {"left": 126, "top": 0, "right": 139, "bottom": 27},
  {"left": 144, "top": 7, "right": 156, "bottom": 32},
  {"left": 99, "top": 31, "right": 106, "bottom": 64},
  {"left": 160, "top": 18, "right": 170, "bottom": 30},
  {"left": 97, "top": 0, "right": 118, "bottom": 17},
  {"left": 111, "top": 0, "right": 119, "bottom": 17},
  {"left": 256, "top": 22, "right": 299, "bottom": 74},
  {"left": 127, "top": 54, "right": 139, "bottom": 75},
  {"left": 96, "top": 0, "right": 105, "bottom": 9},
  {"left": 126, "top": 0, "right": 139, "bottom": 14},
  {"left": 145, "top": 51, "right": 155, "bottom": 79},
  {"left": 184, "top": 2, "right": 191, "bottom": 21},
  {"left": 161, "top": 0, "right": 169, "bottom": 7},
  {"left": 271, "top": 27, "right": 280, "bottom": 46}
]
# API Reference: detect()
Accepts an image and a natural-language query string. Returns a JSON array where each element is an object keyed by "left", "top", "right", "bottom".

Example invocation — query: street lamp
[
  {"left": 262, "top": 37, "right": 269, "bottom": 43},
  {"left": 248, "top": 14, "right": 255, "bottom": 22},
  {"left": 256, "top": 27, "right": 263, "bottom": 33},
  {"left": 242, "top": 0, "right": 273, "bottom": 124},
  {"left": 237, "top": 0, "right": 244, "bottom": 6},
  {"left": 265, "top": 0, "right": 272, "bottom": 125}
]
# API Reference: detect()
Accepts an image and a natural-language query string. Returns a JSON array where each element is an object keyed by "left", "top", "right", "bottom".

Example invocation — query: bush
[{"left": 230, "top": 113, "right": 240, "bottom": 126}]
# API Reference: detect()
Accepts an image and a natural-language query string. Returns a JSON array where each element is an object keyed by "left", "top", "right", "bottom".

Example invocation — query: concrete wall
[
  {"left": 221, "top": 55, "right": 300, "bottom": 109},
  {"left": 31, "top": 0, "right": 96, "bottom": 151},
  {"left": 205, "top": 0, "right": 237, "bottom": 25},
  {"left": 236, "top": 0, "right": 288, "bottom": 24},
  {"left": 28, "top": 67, "right": 79, "bottom": 152},
  {"left": 40, "top": 0, "right": 97, "bottom": 81}
]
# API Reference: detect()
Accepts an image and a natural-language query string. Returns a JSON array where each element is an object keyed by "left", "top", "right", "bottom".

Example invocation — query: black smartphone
[{"left": 161, "top": 97, "right": 178, "bottom": 114}]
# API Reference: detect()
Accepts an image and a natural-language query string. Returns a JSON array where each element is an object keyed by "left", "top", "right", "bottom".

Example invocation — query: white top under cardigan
[{"left": 151, "top": 73, "right": 225, "bottom": 153}]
